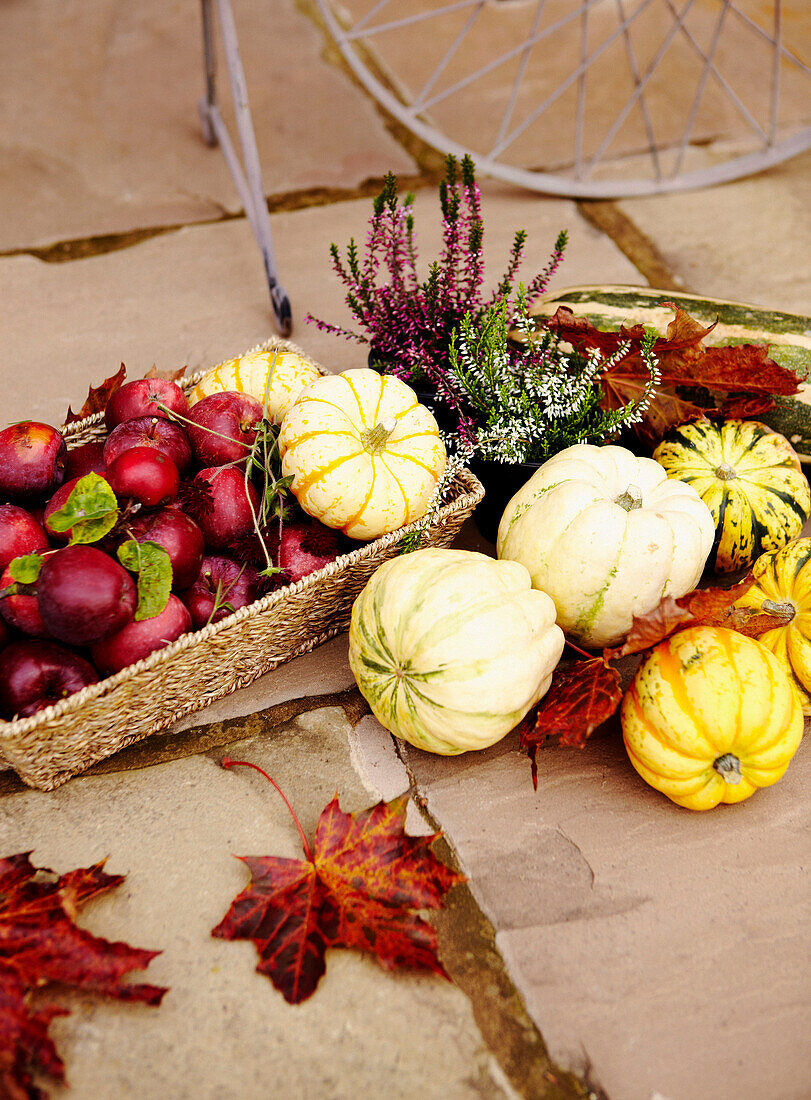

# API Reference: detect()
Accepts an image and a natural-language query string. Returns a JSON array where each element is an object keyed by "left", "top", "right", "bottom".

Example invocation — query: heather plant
[
  {"left": 306, "top": 155, "right": 566, "bottom": 419},
  {"left": 447, "top": 290, "right": 661, "bottom": 464}
]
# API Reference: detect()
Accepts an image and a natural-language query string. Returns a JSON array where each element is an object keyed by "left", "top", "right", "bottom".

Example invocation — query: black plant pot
[{"left": 469, "top": 458, "right": 542, "bottom": 545}]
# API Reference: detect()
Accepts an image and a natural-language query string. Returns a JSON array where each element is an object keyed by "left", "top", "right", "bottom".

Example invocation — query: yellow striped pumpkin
[
  {"left": 279, "top": 368, "right": 446, "bottom": 540},
  {"left": 191, "top": 348, "right": 321, "bottom": 424},
  {"left": 734, "top": 537, "right": 811, "bottom": 714},
  {"left": 652, "top": 419, "right": 810, "bottom": 573},
  {"left": 622, "top": 626, "right": 803, "bottom": 810},
  {"left": 349, "top": 548, "right": 564, "bottom": 754}
]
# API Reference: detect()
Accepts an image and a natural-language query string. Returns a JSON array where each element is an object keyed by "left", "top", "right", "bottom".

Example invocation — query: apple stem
[
  {"left": 220, "top": 757, "right": 314, "bottom": 862},
  {"left": 565, "top": 639, "right": 595, "bottom": 660}
]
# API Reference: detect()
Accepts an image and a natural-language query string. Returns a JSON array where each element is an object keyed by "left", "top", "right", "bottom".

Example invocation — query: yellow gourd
[
  {"left": 191, "top": 348, "right": 321, "bottom": 424},
  {"left": 734, "top": 537, "right": 811, "bottom": 714},
  {"left": 279, "top": 368, "right": 446, "bottom": 540},
  {"left": 621, "top": 626, "right": 803, "bottom": 810}
]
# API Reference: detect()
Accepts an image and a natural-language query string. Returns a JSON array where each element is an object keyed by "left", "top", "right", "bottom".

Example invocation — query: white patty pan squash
[
  {"left": 497, "top": 443, "right": 716, "bottom": 648},
  {"left": 191, "top": 348, "right": 321, "bottom": 423},
  {"left": 279, "top": 368, "right": 446, "bottom": 540},
  {"left": 348, "top": 548, "right": 564, "bottom": 754}
]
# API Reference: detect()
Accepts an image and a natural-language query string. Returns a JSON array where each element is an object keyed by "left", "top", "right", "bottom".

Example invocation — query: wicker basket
[{"left": 0, "top": 338, "right": 484, "bottom": 790}]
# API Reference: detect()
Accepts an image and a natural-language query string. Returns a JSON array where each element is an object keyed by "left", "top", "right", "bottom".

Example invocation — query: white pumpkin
[
  {"left": 279, "top": 368, "right": 446, "bottom": 540},
  {"left": 497, "top": 443, "right": 715, "bottom": 648},
  {"left": 191, "top": 348, "right": 321, "bottom": 424},
  {"left": 349, "top": 548, "right": 564, "bottom": 754}
]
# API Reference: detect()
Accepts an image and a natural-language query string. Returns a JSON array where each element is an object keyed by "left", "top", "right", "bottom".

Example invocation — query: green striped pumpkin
[
  {"left": 348, "top": 548, "right": 564, "bottom": 754},
  {"left": 521, "top": 285, "right": 811, "bottom": 460},
  {"left": 652, "top": 420, "right": 811, "bottom": 573}
]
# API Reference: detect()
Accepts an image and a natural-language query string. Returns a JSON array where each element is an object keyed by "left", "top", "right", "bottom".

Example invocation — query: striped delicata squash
[
  {"left": 653, "top": 420, "right": 811, "bottom": 573},
  {"left": 192, "top": 347, "right": 321, "bottom": 424},
  {"left": 735, "top": 537, "right": 811, "bottom": 714},
  {"left": 279, "top": 368, "right": 446, "bottom": 540},
  {"left": 349, "top": 548, "right": 564, "bottom": 754}
]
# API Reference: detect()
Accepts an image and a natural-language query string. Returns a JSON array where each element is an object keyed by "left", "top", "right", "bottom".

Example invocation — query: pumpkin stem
[
  {"left": 713, "top": 752, "right": 743, "bottom": 785},
  {"left": 761, "top": 599, "right": 796, "bottom": 621},
  {"left": 615, "top": 483, "right": 643, "bottom": 511},
  {"left": 361, "top": 416, "right": 397, "bottom": 453},
  {"left": 715, "top": 462, "right": 737, "bottom": 481}
]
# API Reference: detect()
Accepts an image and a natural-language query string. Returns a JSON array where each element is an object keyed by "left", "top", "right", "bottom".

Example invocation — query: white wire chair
[
  {"left": 316, "top": 0, "right": 811, "bottom": 197},
  {"left": 199, "top": 0, "right": 810, "bottom": 332}
]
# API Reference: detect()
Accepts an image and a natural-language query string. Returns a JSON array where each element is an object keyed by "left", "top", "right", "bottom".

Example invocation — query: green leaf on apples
[
  {"left": 117, "top": 539, "right": 173, "bottom": 621},
  {"left": 7, "top": 553, "right": 44, "bottom": 584},
  {"left": 49, "top": 472, "right": 120, "bottom": 544}
]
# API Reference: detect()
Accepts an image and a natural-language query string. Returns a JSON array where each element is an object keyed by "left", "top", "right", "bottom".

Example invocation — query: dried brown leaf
[{"left": 64, "top": 364, "right": 126, "bottom": 425}]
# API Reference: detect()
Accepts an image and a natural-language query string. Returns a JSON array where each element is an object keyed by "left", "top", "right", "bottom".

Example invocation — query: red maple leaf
[
  {"left": 519, "top": 658, "right": 623, "bottom": 789},
  {"left": 212, "top": 760, "right": 463, "bottom": 1004},
  {"left": 602, "top": 574, "right": 785, "bottom": 659},
  {"left": 544, "top": 306, "right": 801, "bottom": 446},
  {"left": 0, "top": 852, "right": 166, "bottom": 1098},
  {"left": 63, "top": 364, "right": 127, "bottom": 425}
]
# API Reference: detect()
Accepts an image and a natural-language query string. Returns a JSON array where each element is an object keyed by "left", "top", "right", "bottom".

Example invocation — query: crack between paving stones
[
  {"left": 0, "top": 688, "right": 371, "bottom": 797},
  {"left": 0, "top": 178, "right": 434, "bottom": 265},
  {"left": 576, "top": 201, "right": 688, "bottom": 292},
  {"left": 393, "top": 738, "right": 606, "bottom": 1100}
]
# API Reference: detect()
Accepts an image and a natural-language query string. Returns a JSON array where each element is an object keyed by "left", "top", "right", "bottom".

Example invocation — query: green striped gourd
[
  {"left": 348, "top": 548, "right": 564, "bottom": 754},
  {"left": 522, "top": 285, "right": 811, "bottom": 460},
  {"left": 653, "top": 420, "right": 811, "bottom": 573},
  {"left": 496, "top": 443, "right": 715, "bottom": 648}
]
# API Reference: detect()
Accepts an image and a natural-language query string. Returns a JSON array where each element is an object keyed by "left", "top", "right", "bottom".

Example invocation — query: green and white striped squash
[
  {"left": 348, "top": 548, "right": 564, "bottom": 755},
  {"left": 522, "top": 285, "right": 811, "bottom": 460},
  {"left": 497, "top": 443, "right": 715, "bottom": 649},
  {"left": 652, "top": 420, "right": 811, "bottom": 573}
]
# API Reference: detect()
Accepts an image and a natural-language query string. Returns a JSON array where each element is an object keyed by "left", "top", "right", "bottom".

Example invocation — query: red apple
[
  {"left": 180, "top": 555, "right": 259, "bottom": 629},
  {"left": 43, "top": 475, "right": 112, "bottom": 543},
  {"left": 37, "top": 545, "right": 137, "bottom": 645},
  {"left": 104, "top": 377, "right": 188, "bottom": 430},
  {"left": 193, "top": 466, "right": 260, "bottom": 548},
  {"left": 65, "top": 440, "right": 106, "bottom": 479},
  {"left": 0, "top": 422, "right": 67, "bottom": 502},
  {"left": 103, "top": 416, "right": 192, "bottom": 474},
  {"left": 0, "top": 504, "right": 49, "bottom": 571},
  {"left": 0, "top": 639, "right": 98, "bottom": 719},
  {"left": 0, "top": 563, "right": 50, "bottom": 637},
  {"left": 90, "top": 594, "right": 192, "bottom": 676},
  {"left": 186, "top": 392, "right": 263, "bottom": 467},
  {"left": 0, "top": 618, "right": 9, "bottom": 651},
  {"left": 106, "top": 447, "right": 179, "bottom": 508},
  {"left": 274, "top": 519, "right": 344, "bottom": 584},
  {"left": 125, "top": 508, "right": 205, "bottom": 590}
]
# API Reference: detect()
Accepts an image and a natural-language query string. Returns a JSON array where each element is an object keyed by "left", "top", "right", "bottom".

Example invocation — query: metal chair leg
[{"left": 199, "top": 0, "right": 292, "bottom": 336}]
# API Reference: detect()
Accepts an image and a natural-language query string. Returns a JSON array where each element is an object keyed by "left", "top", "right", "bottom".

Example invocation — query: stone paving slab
[
  {"left": 1, "top": 181, "right": 642, "bottom": 427},
  {"left": 0, "top": 0, "right": 414, "bottom": 251},
  {"left": 0, "top": 707, "right": 514, "bottom": 1100},
  {"left": 395, "top": 723, "right": 810, "bottom": 1100},
  {"left": 616, "top": 151, "right": 811, "bottom": 312}
]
